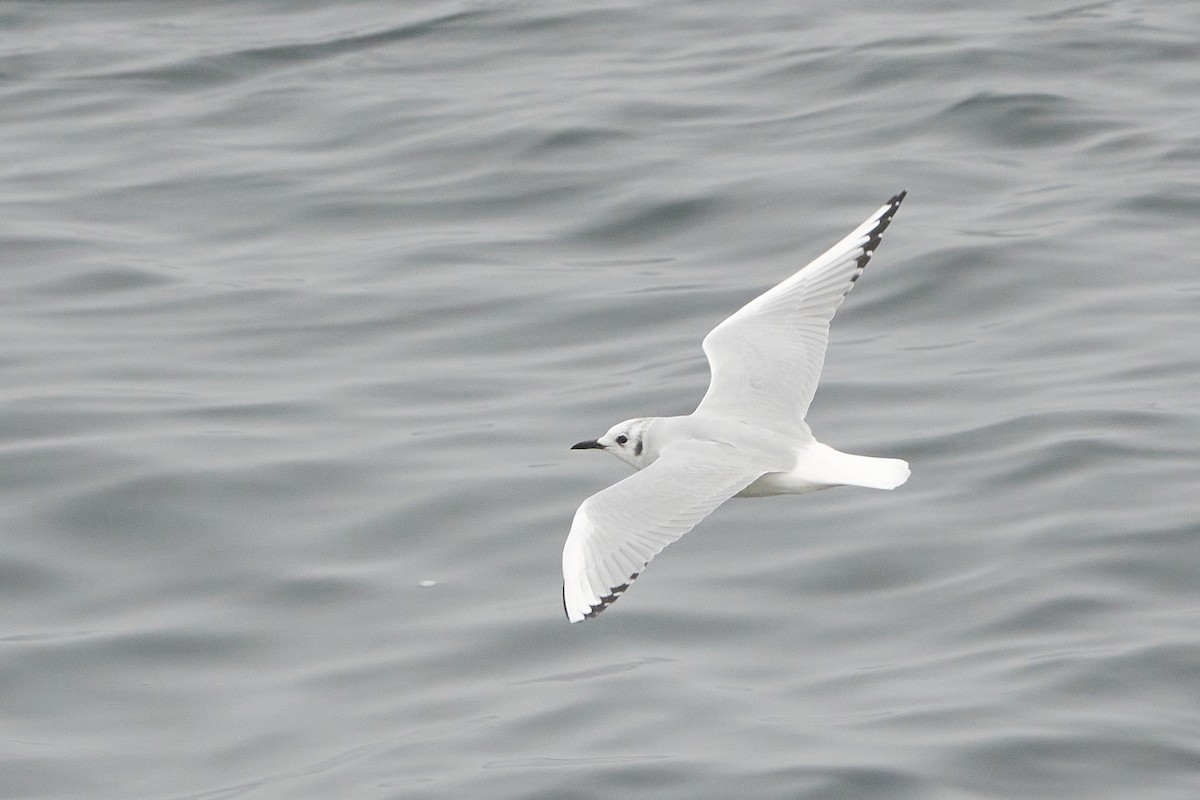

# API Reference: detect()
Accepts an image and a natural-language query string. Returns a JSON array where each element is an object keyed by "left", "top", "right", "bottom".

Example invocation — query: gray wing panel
[
  {"left": 562, "top": 440, "right": 766, "bottom": 622},
  {"left": 695, "top": 193, "right": 905, "bottom": 428}
]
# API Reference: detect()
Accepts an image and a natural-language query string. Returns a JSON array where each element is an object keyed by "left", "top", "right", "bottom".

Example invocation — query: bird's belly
[{"left": 736, "top": 471, "right": 834, "bottom": 498}]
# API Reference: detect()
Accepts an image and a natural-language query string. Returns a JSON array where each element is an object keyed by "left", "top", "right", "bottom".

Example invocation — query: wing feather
[
  {"left": 562, "top": 441, "right": 766, "bottom": 622},
  {"left": 695, "top": 192, "right": 905, "bottom": 429}
]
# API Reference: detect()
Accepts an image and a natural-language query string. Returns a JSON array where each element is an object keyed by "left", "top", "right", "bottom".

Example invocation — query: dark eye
[{"left": 615, "top": 434, "right": 628, "bottom": 445}]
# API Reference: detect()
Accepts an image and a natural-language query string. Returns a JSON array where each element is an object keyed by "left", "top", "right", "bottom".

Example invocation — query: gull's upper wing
[
  {"left": 562, "top": 440, "right": 768, "bottom": 623},
  {"left": 694, "top": 192, "right": 905, "bottom": 431}
]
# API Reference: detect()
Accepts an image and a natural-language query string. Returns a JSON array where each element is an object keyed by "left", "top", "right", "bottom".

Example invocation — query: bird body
[{"left": 562, "top": 193, "right": 910, "bottom": 623}]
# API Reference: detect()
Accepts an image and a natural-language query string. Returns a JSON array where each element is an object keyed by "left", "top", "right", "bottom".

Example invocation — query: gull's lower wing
[
  {"left": 694, "top": 192, "right": 905, "bottom": 429},
  {"left": 562, "top": 440, "right": 767, "bottom": 623}
]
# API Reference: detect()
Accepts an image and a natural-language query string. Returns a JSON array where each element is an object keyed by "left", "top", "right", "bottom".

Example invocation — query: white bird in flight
[{"left": 562, "top": 192, "right": 910, "bottom": 623}]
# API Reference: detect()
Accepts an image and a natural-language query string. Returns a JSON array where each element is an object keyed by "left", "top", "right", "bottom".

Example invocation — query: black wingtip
[
  {"left": 879, "top": 191, "right": 906, "bottom": 226},
  {"left": 564, "top": 568, "right": 645, "bottom": 622},
  {"left": 582, "top": 570, "right": 641, "bottom": 620},
  {"left": 853, "top": 191, "right": 907, "bottom": 270}
]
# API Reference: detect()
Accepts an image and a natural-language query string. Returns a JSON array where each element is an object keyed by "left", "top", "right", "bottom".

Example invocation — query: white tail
[{"left": 796, "top": 442, "right": 910, "bottom": 490}]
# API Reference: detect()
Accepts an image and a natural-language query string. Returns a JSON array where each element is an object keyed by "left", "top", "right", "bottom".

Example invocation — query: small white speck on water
[{"left": 418, "top": 580, "right": 438, "bottom": 588}]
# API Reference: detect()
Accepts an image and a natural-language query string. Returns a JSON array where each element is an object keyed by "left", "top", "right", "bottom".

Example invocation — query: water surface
[{"left": 2, "top": 1, "right": 1199, "bottom": 798}]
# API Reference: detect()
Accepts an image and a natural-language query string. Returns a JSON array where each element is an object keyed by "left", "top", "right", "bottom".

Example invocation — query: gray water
[{"left": 3, "top": 2, "right": 1199, "bottom": 798}]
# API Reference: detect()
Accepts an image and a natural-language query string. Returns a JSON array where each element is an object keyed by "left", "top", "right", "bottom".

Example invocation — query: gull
[{"left": 562, "top": 192, "right": 910, "bottom": 623}]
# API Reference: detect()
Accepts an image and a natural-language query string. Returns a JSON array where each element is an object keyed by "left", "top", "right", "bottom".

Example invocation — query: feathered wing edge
[
  {"left": 695, "top": 192, "right": 906, "bottom": 425},
  {"left": 738, "top": 191, "right": 906, "bottom": 318},
  {"left": 562, "top": 442, "right": 767, "bottom": 622}
]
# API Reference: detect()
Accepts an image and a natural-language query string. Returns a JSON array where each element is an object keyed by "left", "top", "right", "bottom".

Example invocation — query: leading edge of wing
[{"left": 562, "top": 440, "right": 767, "bottom": 623}]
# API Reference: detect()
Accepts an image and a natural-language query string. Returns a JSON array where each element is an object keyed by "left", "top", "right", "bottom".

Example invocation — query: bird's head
[{"left": 571, "top": 417, "right": 656, "bottom": 469}]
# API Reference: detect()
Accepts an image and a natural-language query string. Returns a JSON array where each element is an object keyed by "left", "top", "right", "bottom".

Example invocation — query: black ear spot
[{"left": 634, "top": 440, "right": 643, "bottom": 456}]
